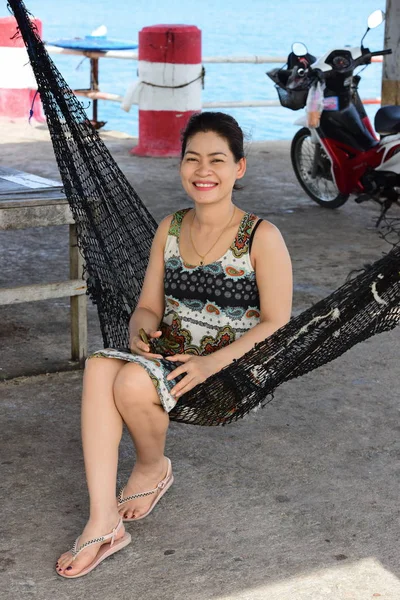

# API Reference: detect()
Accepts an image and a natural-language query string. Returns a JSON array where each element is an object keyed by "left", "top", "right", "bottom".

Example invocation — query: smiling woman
[{"left": 55, "top": 111, "right": 293, "bottom": 578}]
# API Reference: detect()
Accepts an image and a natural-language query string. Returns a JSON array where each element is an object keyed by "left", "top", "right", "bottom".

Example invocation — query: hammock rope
[{"left": 8, "top": 0, "right": 400, "bottom": 426}]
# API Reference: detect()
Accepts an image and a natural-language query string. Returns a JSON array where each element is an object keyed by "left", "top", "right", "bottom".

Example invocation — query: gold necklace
[{"left": 189, "top": 206, "right": 236, "bottom": 266}]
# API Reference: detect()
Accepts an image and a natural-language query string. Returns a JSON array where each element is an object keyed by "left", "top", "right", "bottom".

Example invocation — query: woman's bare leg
[
  {"left": 57, "top": 357, "right": 126, "bottom": 576},
  {"left": 113, "top": 363, "right": 170, "bottom": 520}
]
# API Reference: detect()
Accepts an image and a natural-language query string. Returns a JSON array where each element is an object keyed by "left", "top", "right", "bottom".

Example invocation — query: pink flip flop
[
  {"left": 57, "top": 517, "right": 131, "bottom": 579},
  {"left": 117, "top": 457, "right": 174, "bottom": 522}
]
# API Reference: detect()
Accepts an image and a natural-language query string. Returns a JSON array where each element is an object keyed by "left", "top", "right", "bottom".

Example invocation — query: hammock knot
[
  {"left": 371, "top": 275, "right": 389, "bottom": 306},
  {"left": 331, "top": 307, "right": 341, "bottom": 320}
]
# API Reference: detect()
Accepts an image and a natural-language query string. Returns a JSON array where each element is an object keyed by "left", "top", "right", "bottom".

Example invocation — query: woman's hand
[
  {"left": 129, "top": 329, "right": 164, "bottom": 359},
  {"left": 165, "top": 354, "right": 218, "bottom": 398}
]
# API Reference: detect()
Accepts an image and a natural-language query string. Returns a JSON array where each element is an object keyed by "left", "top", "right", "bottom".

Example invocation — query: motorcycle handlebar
[
  {"left": 353, "top": 48, "right": 392, "bottom": 68},
  {"left": 268, "top": 48, "right": 393, "bottom": 89},
  {"left": 369, "top": 49, "right": 392, "bottom": 57},
  {"left": 312, "top": 48, "right": 394, "bottom": 76}
]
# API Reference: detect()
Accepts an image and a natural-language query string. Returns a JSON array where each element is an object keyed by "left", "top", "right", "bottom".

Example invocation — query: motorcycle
[{"left": 267, "top": 9, "right": 400, "bottom": 224}]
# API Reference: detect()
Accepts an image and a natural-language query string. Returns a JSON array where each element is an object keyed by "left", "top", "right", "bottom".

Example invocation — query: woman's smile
[{"left": 192, "top": 180, "right": 218, "bottom": 191}]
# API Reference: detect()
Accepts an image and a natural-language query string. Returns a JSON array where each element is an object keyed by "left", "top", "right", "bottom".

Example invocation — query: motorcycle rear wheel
[{"left": 291, "top": 127, "right": 349, "bottom": 208}]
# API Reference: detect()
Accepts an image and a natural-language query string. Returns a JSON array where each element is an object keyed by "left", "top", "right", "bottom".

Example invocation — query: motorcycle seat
[{"left": 374, "top": 106, "right": 400, "bottom": 135}]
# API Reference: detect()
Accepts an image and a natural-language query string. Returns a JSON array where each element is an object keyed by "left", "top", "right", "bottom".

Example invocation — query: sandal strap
[
  {"left": 71, "top": 517, "right": 123, "bottom": 558},
  {"left": 117, "top": 460, "right": 172, "bottom": 506},
  {"left": 117, "top": 486, "right": 157, "bottom": 505}
]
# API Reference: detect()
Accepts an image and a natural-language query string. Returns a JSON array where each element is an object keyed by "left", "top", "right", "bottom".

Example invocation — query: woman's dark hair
[{"left": 180, "top": 111, "right": 245, "bottom": 163}]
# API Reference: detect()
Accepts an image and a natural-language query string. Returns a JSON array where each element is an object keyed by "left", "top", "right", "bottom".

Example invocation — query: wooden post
[
  {"left": 69, "top": 223, "right": 87, "bottom": 365},
  {"left": 91, "top": 57, "right": 99, "bottom": 124},
  {"left": 382, "top": 0, "right": 400, "bottom": 105}
]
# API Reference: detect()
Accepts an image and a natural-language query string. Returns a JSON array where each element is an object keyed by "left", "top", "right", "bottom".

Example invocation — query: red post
[{"left": 131, "top": 24, "right": 202, "bottom": 157}]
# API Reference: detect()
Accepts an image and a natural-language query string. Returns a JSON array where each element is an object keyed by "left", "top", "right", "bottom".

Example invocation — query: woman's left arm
[{"left": 166, "top": 221, "right": 292, "bottom": 398}]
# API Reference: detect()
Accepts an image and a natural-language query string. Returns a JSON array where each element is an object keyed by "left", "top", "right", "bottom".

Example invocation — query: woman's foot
[
  {"left": 118, "top": 457, "right": 171, "bottom": 520},
  {"left": 56, "top": 514, "right": 126, "bottom": 577}
]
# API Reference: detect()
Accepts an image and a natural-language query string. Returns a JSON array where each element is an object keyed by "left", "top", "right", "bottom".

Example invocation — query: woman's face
[{"left": 180, "top": 131, "right": 246, "bottom": 205}]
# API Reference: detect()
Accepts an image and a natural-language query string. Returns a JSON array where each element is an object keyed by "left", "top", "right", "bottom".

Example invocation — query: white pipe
[
  {"left": 203, "top": 100, "right": 281, "bottom": 108},
  {"left": 45, "top": 45, "right": 383, "bottom": 64},
  {"left": 73, "top": 89, "right": 381, "bottom": 107},
  {"left": 45, "top": 46, "right": 285, "bottom": 64},
  {"left": 204, "top": 98, "right": 381, "bottom": 107},
  {"left": 74, "top": 90, "right": 124, "bottom": 102},
  {"left": 75, "top": 92, "right": 281, "bottom": 107},
  {"left": 203, "top": 55, "right": 287, "bottom": 64}
]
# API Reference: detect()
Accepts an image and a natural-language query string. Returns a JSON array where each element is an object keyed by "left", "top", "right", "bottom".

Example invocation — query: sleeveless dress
[{"left": 89, "top": 208, "right": 262, "bottom": 412}]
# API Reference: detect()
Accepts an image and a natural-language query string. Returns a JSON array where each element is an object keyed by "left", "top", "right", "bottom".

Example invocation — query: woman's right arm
[{"left": 128, "top": 215, "right": 173, "bottom": 356}]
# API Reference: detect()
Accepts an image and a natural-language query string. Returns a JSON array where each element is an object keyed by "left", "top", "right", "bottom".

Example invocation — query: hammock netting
[{"left": 9, "top": 0, "right": 400, "bottom": 426}]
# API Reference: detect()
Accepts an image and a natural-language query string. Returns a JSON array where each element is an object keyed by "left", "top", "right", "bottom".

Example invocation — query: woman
[{"left": 56, "top": 112, "right": 293, "bottom": 578}]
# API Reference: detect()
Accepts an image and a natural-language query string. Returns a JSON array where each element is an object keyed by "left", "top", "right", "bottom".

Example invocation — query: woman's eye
[
  {"left": 186, "top": 157, "right": 197, "bottom": 162},
  {"left": 212, "top": 159, "right": 223, "bottom": 163}
]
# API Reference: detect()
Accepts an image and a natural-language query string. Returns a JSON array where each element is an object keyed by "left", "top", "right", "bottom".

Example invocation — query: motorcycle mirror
[
  {"left": 361, "top": 10, "right": 385, "bottom": 48},
  {"left": 291, "top": 42, "right": 308, "bottom": 57},
  {"left": 367, "top": 9, "right": 385, "bottom": 29}
]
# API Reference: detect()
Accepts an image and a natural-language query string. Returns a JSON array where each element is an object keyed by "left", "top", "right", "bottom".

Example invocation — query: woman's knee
[
  {"left": 83, "top": 356, "right": 125, "bottom": 388},
  {"left": 85, "top": 356, "right": 102, "bottom": 370},
  {"left": 113, "top": 363, "right": 157, "bottom": 410}
]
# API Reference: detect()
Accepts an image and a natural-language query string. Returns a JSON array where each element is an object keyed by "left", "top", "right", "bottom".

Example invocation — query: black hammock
[{"left": 9, "top": 0, "right": 400, "bottom": 426}]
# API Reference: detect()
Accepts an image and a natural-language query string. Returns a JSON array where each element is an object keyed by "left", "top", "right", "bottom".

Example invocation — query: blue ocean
[{"left": 7, "top": 0, "right": 386, "bottom": 140}]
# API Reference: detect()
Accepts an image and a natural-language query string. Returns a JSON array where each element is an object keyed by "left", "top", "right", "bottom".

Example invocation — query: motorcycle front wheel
[{"left": 291, "top": 127, "right": 349, "bottom": 208}]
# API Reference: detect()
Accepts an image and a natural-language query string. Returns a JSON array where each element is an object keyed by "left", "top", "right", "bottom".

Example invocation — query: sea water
[{"left": 9, "top": 0, "right": 386, "bottom": 140}]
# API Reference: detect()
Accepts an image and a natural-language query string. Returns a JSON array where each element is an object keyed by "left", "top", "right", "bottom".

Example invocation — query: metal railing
[
  {"left": 45, "top": 44, "right": 382, "bottom": 126},
  {"left": 45, "top": 45, "right": 384, "bottom": 64}
]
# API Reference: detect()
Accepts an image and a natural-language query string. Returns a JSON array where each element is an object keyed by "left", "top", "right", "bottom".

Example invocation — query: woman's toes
[
  {"left": 56, "top": 550, "right": 89, "bottom": 576},
  {"left": 56, "top": 554, "right": 73, "bottom": 573},
  {"left": 57, "top": 553, "right": 66, "bottom": 565},
  {"left": 62, "top": 563, "right": 78, "bottom": 575},
  {"left": 59, "top": 551, "right": 72, "bottom": 564},
  {"left": 58, "top": 554, "right": 83, "bottom": 576}
]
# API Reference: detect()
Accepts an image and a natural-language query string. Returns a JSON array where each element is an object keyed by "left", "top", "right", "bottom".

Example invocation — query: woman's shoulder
[
  {"left": 252, "top": 217, "right": 279, "bottom": 233},
  {"left": 153, "top": 209, "right": 192, "bottom": 251},
  {"left": 158, "top": 208, "right": 191, "bottom": 238},
  {"left": 243, "top": 212, "right": 280, "bottom": 237},
  {"left": 249, "top": 217, "right": 287, "bottom": 252}
]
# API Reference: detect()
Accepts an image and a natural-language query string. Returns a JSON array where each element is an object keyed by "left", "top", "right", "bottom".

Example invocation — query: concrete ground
[{"left": 0, "top": 119, "right": 399, "bottom": 600}]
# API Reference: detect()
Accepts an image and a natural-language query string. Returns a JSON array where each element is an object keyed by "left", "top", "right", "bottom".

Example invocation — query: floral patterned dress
[{"left": 90, "top": 208, "right": 261, "bottom": 412}]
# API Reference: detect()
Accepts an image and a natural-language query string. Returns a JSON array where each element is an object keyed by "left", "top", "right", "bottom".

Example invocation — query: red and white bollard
[
  {"left": 0, "top": 16, "right": 44, "bottom": 121},
  {"left": 131, "top": 25, "right": 202, "bottom": 157}
]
